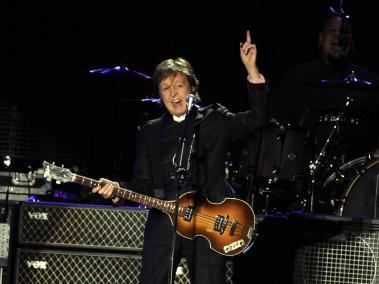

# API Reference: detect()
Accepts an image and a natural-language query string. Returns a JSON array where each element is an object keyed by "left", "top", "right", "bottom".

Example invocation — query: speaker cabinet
[
  {"left": 292, "top": 213, "right": 379, "bottom": 284},
  {"left": 18, "top": 202, "right": 148, "bottom": 251},
  {"left": 15, "top": 249, "right": 142, "bottom": 284},
  {"left": 13, "top": 248, "right": 233, "bottom": 284}
]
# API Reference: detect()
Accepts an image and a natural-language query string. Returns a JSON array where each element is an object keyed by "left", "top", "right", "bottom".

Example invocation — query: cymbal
[
  {"left": 89, "top": 65, "right": 151, "bottom": 80},
  {"left": 140, "top": 98, "right": 161, "bottom": 103},
  {"left": 312, "top": 76, "right": 378, "bottom": 91}
]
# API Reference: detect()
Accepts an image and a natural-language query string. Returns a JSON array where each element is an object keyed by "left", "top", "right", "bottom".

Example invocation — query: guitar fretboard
[{"left": 73, "top": 175, "right": 180, "bottom": 214}]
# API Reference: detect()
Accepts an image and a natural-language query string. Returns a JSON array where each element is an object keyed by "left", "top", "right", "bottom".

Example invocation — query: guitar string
[
  {"left": 113, "top": 186, "right": 246, "bottom": 233},
  {"left": 73, "top": 176, "right": 247, "bottom": 234},
  {"left": 189, "top": 219, "right": 243, "bottom": 235},
  {"left": 111, "top": 186, "right": 246, "bottom": 234},
  {"left": 150, "top": 204, "right": 245, "bottom": 234},
  {"left": 189, "top": 210, "right": 246, "bottom": 230},
  {"left": 174, "top": 205, "right": 247, "bottom": 232},
  {"left": 148, "top": 203, "right": 245, "bottom": 234},
  {"left": 181, "top": 213, "right": 245, "bottom": 234},
  {"left": 115, "top": 186, "right": 248, "bottom": 233},
  {"left": 174, "top": 215, "right": 243, "bottom": 235}
]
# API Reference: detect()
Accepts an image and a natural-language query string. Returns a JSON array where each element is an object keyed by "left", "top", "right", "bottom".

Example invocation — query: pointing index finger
[{"left": 246, "top": 30, "right": 251, "bottom": 44}]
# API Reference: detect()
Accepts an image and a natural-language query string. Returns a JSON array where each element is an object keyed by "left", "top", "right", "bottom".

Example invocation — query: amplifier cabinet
[
  {"left": 18, "top": 202, "right": 148, "bottom": 251},
  {"left": 14, "top": 249, "right": 142, "bottom": 284},
  {"left": 292, "top": 213, "right": 379, "bottom": 284},
  {"left": 0, "top": 171, "right": 49, "bottom": 201},
  {"left": 13, "top": 248, "right": 234, "bottom": 284}
]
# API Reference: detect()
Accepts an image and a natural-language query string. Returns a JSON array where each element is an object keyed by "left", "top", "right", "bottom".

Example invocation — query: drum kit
[
  {"left": 89, "top": 65, "right": 379, "bottom": 218},
  {"left": 228, "top": 73, "right": 379, "bottom": 218}
]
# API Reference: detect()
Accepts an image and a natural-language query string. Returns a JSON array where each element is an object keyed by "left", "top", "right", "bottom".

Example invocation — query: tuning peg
[
  {"left": 56, "top": 180, "right": 61, "bottom": 185},
  {"left": 61, "top": 164, "right": 64, "bottom": 168},
  {"left": 46, "top": 177, "right": 51, "bottom": 182}
]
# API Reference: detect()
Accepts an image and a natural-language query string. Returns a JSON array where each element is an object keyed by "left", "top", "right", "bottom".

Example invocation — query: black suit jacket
[{"left": 129, "top": 82, "right": 269, "bottom": 203}]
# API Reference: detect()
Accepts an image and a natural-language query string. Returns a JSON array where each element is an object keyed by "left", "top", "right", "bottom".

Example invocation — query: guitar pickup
[
  {"left": 229, "top": 219, "right": 238, "bottom": 236},
  {"left": 214, "top": 215, "right": 229, "bottom": 234},
  {"left": 183, "top": 206, "right": 194, "bottom": 222}
]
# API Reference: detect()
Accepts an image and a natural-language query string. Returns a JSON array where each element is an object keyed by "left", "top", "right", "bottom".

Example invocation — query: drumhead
[
  {"left": 322, "top": 155, "right": 376, "bottom": 190},
  {"left": 338, "top": 158, "right": 379, "bottom": 218},
  {"left": 318, "top": 154, "right": 379, "bottom": 216}
]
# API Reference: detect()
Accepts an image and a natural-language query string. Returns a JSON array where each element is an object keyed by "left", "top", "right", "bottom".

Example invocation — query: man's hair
[
  {"left": 153, "top": 57, "right": 201, "bottom": 102},
  {"left": 320, "top": 1, "right": 351, "bottom": 33}
]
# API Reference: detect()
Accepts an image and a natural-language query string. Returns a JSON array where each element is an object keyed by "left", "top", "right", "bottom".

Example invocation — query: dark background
[{"left": 1, "top": 0, "right": 379, "bottom": 188}]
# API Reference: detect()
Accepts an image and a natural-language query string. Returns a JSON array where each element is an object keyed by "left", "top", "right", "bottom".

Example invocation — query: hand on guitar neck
[{"left": 91, "top": 178, "right": 121, "bottom": 205}]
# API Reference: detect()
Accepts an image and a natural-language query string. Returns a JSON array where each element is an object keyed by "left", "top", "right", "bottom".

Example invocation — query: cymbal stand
[{"left": 307, "top": 93, "right": 354, "bottom": 212}]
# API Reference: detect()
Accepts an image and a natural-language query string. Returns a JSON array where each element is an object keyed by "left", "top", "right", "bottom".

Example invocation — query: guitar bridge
[
  {"left": 214, "top": 215, "right": 229, "bottom": 234},
  {"left": 183, "top": 206, "right": 194, "bottom": 222}
]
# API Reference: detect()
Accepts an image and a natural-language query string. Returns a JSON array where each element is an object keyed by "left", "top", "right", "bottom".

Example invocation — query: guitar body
[{"left": 166, "top": 192, "right": 255, "bottom": 256}]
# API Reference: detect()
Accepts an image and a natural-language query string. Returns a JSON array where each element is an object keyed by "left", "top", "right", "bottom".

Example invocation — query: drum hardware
[
  {"left": 354, "top": 167, "right": 367, "bottom": 176},
  {"left": 246, "top": 122, "right": 310, "bottom": 214},
  {"left": 317, "top": 152, "right": 379, "bottom": 216},
  {"left": 309, "top": 95, "right": 352, "bottom": 174},
  {"left": 333, "top": 169, "right": 345, "bottom": 181},
  {"left": 308, "top": 101, "right": 351, "bottom": 211},
  {"left": 336, "top": 158, "right": 379, "bottom": 217},
  {"left": 252, "top": 169, "right": 308, "bottom": 215},
  {"left": 255, "top": 168, "right": 281, "bottom": 215},
  {"left": 253, "top": 177, "right": 279, "bottom": 215},
  {"left": 257, "top": 179, "right": 273, "bottom": 215},
  {"left": 318, "top": 113, "right": 360, "bottom": 125},
  {"left": 307, "top": 71, "right": 366, "bottom": 212},
  {"left": 226, "top": 120, "right": 311, "bottom": 215}
]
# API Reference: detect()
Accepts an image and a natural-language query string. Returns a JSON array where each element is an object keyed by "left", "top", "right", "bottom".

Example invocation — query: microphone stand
[{"left": 167, "top": 107, "right": 193, "bottom": 284}]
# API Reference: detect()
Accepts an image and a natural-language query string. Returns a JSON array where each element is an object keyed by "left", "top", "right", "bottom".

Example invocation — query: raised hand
[{"left": 240, "top": 30, "right": 259, "bottom": 79}]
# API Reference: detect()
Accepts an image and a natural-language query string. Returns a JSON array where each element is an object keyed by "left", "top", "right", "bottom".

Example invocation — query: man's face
[
  {"left": 159, "top": 72, "right": 192, "bottom": 116},
  {"left": 319, "top": 16, "right": 352, "bottom": 60}
]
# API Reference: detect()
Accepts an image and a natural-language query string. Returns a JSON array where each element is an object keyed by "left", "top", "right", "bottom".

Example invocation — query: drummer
[{"left": 269, "top": 5, "right": 379, "bottom": 170}]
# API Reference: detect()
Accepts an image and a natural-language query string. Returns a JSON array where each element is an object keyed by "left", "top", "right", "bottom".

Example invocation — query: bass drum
[{"left": 321, "top": 155, "right": 379, "bottom": 218}]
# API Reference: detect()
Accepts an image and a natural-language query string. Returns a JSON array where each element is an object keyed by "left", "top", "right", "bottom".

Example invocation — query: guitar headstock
[{"left": 42, "top": 161, "right": 74, "bottom": 184}]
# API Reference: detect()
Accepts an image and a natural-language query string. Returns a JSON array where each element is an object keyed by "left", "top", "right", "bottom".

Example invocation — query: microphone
[{"left": 186, "top": 94, "right": 196, "bottom": 115}]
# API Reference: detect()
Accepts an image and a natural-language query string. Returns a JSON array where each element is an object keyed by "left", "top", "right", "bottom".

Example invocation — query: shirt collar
[{"left": 173, "top": 114, "right": 186, "bottom": 122}]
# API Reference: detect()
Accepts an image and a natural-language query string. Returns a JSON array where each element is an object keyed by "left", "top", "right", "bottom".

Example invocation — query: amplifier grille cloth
[
  {"left": 19, "top": 203, "right": 148, "bottom": 251},
  {"left": 293, "top": 231, "right": 379, "bottom": 284},
  {"left": 14, "top": 249, "right": 234, "bottom": 284}
]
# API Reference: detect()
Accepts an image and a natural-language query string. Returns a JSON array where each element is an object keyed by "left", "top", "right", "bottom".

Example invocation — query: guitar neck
[{"left": 72, "top": 174, "right": 177, "bottom": 213}]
